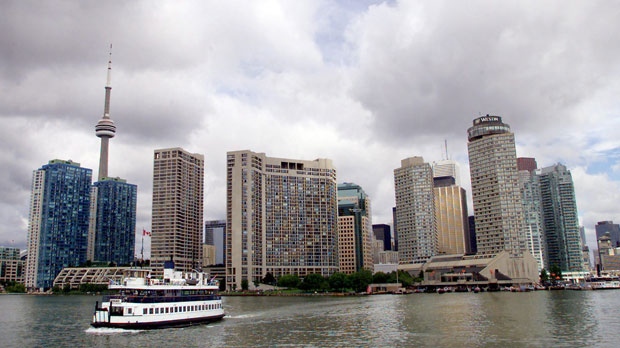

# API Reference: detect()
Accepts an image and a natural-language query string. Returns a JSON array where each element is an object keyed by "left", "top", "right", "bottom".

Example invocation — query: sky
[{"left": 1, "top": 0, "right": 619, "bottom": 257}]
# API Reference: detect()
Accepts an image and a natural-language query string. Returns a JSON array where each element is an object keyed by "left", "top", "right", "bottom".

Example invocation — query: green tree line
[{"left": 255, "top": 270, "right": 420, "bottom": 293}]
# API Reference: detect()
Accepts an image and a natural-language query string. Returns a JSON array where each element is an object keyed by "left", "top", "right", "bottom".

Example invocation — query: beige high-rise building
[
  {"left": 467, "top": 115, "right": 525, "bottom": 257},
  {"left": 394, "top": 156, "right": 437, "bottom": 263},
  {"left": 226, "top": 150, "right": 338, "bottom": 290},
  {"left": 434, "top": 182, "right": 470, "bottom": 255},
  {"left": 203, "top": 244, "right": 216, "bottom": 267},
  {"left": 151, "top": 148, "right": 204, "bottom": 275}
]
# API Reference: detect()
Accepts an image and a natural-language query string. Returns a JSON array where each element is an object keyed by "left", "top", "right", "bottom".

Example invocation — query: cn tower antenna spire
[
  {"left": 96, "top": 44, "right": 117, "bottom": 181},
  {"left": 106, "top": 44, "right": 112, "bottom": 89}
]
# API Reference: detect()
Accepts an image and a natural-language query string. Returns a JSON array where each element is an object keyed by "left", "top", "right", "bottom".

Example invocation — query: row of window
[{"left": 138, "top": 302, "right": 222, "bottom": 315}]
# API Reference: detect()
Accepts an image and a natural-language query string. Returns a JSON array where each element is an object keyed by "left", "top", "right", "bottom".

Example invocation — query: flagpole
[{"left": 141, "top": 228, "right": 145, "bottom": 266}]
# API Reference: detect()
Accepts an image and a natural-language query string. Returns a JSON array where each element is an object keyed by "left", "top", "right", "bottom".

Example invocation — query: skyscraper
[
  {"left": 226, "top": 150, "right": 338, "bottom": 290},
  {"left": 519, "top": 169, "right": 545, "bottom": 270},
  {"left": 432, "top": 159, "right": 461, "bottom": 186},
  {"left": 595, "top": 221, "right": 620, "bottom": 248},
  {"left": 467, "top": 115, "right": 525, "bottom": 257},
  {"left": 151, "top": 148, "right": 204, "bottom": 275},
  {"left": 468, "top": 216, "right": 477, "bottom": 254},
  {"left": 25, "top": 160, "right": 92, "bottom": 290},
  {"left": 205, "top": 220, "right": 226, "bottom": 265},
  {"left": 0, "top": 247, "right": 24, "bottom": 285},
  {"left": 433, "top": 172, "right": 470, "bottom": 256},
  {"left": 337, "top": 183, "right": 374, "bottom": 274},
  {"left": 392, "top": 206, "right": 398, "bottom": 251},
  {"left": 536, "top": 164, "right": 583, "bottom": 271},
  {"left": 88, "top": 52, "right": 137, "bottom": 266},
  {"left": 394, "top": 156, "right": 437, "bottom": 263},
  {"left": 372, "top": 224, "right": 392, "bottom": 251},
  {"left": 95, "top": 46, "right": 116, "bottom": 181},
  {"left": 517, "top": 157, "right": 537, "bottom": 173},
  {"left": 88, "top": 178, "right": 137, "bottom": 265}
]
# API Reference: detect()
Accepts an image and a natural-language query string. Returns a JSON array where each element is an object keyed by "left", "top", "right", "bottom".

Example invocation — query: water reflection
[{"left": 2, "top": 291, "right": 620, "bottom": 347}]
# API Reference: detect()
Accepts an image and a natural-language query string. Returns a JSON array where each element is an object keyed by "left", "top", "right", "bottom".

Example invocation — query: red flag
[{"left": 143, "top": 229, "right": 151, "bottom": 236}]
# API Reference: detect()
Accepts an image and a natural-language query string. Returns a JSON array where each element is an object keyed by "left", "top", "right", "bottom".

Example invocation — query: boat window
[
  {"left": 110, "top": 306, "right": 124, "bottom": 316},
  {"left": 183, "top": 306, "right": 186, "bottom": 312},
  {"left": 128, "top": 308, "right": 132, "bottom": 314},
  {"left": 143, "top": 308, "right": 147, "bottom": 315},
  {"left": 174, "top": 307, "right": 178, "bottom": 313},
  {"left": 149, "top": 308, "right": 154, "bottom": 314}
]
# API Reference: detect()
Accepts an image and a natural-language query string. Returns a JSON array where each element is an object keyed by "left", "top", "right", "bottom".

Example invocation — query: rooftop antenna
[{"left": 445, "top": 139, "right": 449, "bottom": 160}]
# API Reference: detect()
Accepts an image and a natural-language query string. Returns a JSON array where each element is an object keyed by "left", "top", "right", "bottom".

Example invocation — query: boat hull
[{"left": 91, "top": 313, "right": 225, "bottom": 330}]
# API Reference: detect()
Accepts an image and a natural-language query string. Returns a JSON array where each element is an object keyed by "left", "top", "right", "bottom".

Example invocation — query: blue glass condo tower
[
  {"left": 25, "top": 160, "right": 92, "bottom": 290},
  {"left": 91, "top": 178, "right": 137, "bottom": 265}
]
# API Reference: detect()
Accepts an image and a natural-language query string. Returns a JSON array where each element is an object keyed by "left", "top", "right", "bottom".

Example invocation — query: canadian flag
[{"left": 143, "top": 229, "right": 151, "bottom": 236}]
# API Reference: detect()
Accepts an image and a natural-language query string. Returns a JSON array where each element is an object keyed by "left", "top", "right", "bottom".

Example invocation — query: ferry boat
[
  {"left": 91, "top": 261, "right": 224, "bottom": 329},
  {"left": 586, "top": 276, "right": 620, "bottom": 290}
]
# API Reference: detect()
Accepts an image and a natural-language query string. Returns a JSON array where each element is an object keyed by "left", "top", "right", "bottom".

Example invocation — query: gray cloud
[{"left": 1, "top": 0, "right": 619, "bottom": 255}]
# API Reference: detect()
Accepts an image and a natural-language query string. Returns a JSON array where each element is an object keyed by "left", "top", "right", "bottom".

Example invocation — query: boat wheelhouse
[{"left": 92, "top": 261, "right": 224, "bottom": 329}]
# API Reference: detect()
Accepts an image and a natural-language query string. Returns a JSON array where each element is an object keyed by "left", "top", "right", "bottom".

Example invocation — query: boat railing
[{"left": 102, "top": 294, "right": 221, "bottom": 303}]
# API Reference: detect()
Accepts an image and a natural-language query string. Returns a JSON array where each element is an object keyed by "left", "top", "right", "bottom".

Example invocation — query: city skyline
[{"left": 2, "top": 2, "right": 620, "bottom": 255}]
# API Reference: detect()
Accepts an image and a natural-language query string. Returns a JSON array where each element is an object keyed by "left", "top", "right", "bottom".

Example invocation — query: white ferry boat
[
  {"left": 586, "top": 276, "right": 620, "bottom": 290},
  {"left": 91, "top": 261, "right": 224, "bottom": 329}
]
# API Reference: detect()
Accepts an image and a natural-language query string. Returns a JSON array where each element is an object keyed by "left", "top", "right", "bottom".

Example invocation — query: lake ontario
[{"left": 1, "top": 290, "right": 618, "bottom": 347}]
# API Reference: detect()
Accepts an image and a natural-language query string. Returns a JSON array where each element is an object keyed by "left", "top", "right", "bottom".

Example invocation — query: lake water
[{"left": 1, "top": 290, "right": 618, "bottom": 347}]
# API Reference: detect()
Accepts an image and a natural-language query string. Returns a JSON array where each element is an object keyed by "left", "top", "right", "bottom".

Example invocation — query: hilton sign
[{"left": 473, "top": 115, "right": 502, "bottom": 125}]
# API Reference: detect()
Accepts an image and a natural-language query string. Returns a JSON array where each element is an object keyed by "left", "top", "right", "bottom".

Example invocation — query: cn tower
[{"left": 95, "top": 45, "right": 116, "bottom": 181}]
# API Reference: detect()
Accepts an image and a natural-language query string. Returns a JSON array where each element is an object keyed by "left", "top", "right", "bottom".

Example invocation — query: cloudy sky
[{"left": 2, "top": 1, "right": 619, "bottom": 257}]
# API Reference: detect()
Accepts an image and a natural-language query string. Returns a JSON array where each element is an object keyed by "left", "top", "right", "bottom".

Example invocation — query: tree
[
  {"left": 372, "top": 272, "right": 389, "bottom": 284},
  {"left": 241, "top": 279, "right": 249, "bottom": 291},
  {"left": 540, "top": 269, "right": 549, "bottom": 283},
  {"left": 397, "top": 271, "right": 414, "bottom": 287},
  {"left": 4, "top": 281, "right": 26, "bottom": 293},
  {"left": 348, "top": 269, "right": 373, "bottom": 293},
  {"left": 300, "top": 273, "right": 327, "bottom": 291},
  {"left": 278, "top": 274, "right": 300, "bottom": 288},
  {"left": 549, "top": 264, "right": 563, "bottom": 283},
  {"left": 329, "top": 272, "right": 350, "bottom": 292},
  {"left": 263, "top": 272, "right": 276, "bottom": 285}
]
